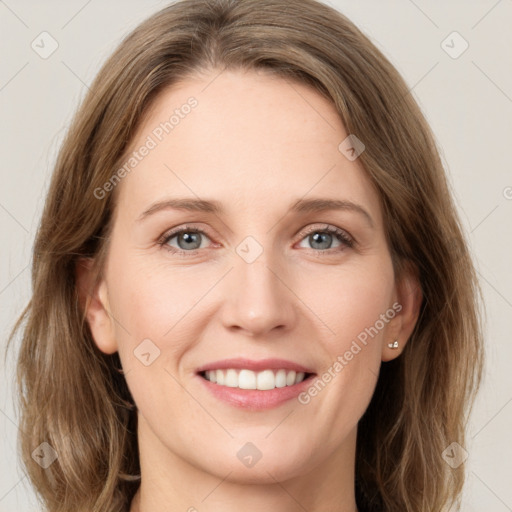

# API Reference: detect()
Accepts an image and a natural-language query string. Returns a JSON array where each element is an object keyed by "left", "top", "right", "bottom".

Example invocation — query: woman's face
[{"left": 83, "top": 68, "right": 420, "bottom": 485}]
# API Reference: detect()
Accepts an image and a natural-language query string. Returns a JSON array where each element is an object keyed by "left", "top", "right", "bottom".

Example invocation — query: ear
[
  {"left": 382, "top": 262, "right": 423, "bottom": 362},
  {"left": 75, "top": 258, "right": 118, "bottom": 355}
]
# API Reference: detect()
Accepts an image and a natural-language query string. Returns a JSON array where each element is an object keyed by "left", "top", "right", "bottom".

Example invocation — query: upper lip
[{"left": 196, "top": 358, "right": 315, "bottom": 374}]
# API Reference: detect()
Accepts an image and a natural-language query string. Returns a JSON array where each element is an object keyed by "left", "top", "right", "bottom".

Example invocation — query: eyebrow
[{"left": 137, "top": 197, "right": 374, "bottom": 228}]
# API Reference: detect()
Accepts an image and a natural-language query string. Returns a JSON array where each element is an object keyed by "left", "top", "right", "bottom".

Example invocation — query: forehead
[{"left": 113, "top": 68, "right": 382, "bottom": 225}]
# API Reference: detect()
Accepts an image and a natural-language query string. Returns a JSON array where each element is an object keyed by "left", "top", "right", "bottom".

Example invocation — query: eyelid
[
  {"left": 158, "top": 223, "right": 215, "bottom": 248},
  {"left": 296, "top": 223, "right": 355, "bottom": 246}
]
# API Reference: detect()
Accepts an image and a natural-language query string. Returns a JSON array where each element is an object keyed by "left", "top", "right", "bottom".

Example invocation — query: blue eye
[
  {"left": 159, "top": 223, "right": 354, "bottom": 256},
  {"left": 298, "top": 225, "right": 354, "bottom": 251},
  {"left": 160, "top": 225, "right": 210, "bottom": 254}
]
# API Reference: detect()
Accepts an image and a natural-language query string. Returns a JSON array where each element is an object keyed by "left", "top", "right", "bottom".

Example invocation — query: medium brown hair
[{"left": 6, "top": 0, "right": 485, "bottom": 510}]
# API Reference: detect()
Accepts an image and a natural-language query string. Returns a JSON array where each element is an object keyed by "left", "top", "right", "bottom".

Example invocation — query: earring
[{"left": 387, "top": 340, "right": 399, "bottom": 349}]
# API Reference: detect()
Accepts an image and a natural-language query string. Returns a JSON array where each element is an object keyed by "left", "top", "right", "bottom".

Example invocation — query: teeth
[
  {"left": 257, "top": 370, "right": 275, "bottom": 390},
  {"left": 239, "top": 369, "right": 256, "bottom": 389},
  {"left": 275, "top": 369, "right": 287, "bottom": 388},
  {"left": 225, "top": 369, "right": 238, "bottom": 387},
  {"left": 203, "top": 369, "right": 308, "bottom": 390}
]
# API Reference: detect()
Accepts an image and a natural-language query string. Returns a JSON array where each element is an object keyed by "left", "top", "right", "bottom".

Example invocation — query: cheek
[
  {"left": 106, "top": 249, "right": 215, "bottom": 370},
  {"left": 104, "top": 217, "right": 191, "bottom": 331},
  {"left": 305, "top": 258, "right": 395, "bottom": 355},
  {"left": 295, "top": 261, "right": 394, "bottom": 434}
]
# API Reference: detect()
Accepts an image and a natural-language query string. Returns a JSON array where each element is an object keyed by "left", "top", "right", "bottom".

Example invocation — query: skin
[{"left": 77, "top": 67, "right": 422, "bottom": 512}]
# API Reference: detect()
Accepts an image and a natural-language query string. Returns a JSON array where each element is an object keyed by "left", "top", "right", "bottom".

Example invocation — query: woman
[{"left": 7, "top": 0, "right": 485, "bottom": 510}]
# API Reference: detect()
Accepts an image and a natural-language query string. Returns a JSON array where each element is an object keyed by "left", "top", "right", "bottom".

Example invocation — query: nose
[{"left": 220, "top": 254, "right": 297, "bottom": 338}]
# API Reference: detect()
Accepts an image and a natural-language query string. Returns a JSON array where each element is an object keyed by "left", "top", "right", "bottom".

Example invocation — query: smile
[
  {"left": 201, "top": 368, "right": 309, "bottom": 390},
  {"left": 196, "top": 357, "right": 316, "bottom": 409}
]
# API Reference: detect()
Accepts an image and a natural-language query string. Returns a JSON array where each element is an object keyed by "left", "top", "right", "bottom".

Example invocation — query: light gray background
[{"left": 1, "top": 1, "right": 511, "bottom": 510}]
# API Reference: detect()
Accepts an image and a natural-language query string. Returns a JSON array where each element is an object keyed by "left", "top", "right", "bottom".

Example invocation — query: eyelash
[{"left": 158, "top": 223, "right": 355, "bottom": 256}]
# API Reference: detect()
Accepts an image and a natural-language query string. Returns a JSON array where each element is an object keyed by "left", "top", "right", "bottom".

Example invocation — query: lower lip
[{"left": 197, "top": 373, "right": 316, "bottom": 410}]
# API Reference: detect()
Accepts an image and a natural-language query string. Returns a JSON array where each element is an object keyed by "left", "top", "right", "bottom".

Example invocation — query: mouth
[{"left": 195, "top": 358, "right": 316, "bottom": 409}]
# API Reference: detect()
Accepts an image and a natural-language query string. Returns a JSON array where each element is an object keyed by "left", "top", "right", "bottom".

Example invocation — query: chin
[
  {"left": 195, "top": 443, "right": 314, "bottom": 484},
  {"left": 221, "top": 460, "right": 309, "bottom": 485}
]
